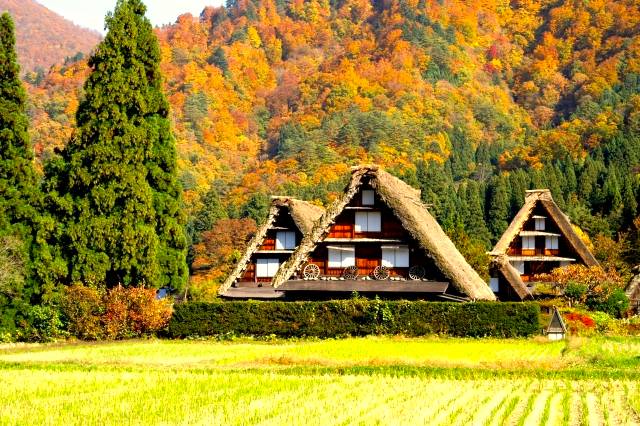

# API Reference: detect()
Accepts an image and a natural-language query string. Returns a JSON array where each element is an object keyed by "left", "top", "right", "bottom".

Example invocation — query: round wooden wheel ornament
[
  {"left": 342, "top": 266, "right": 358, "bottom": 280},
  {"left": 303, "top": 263, "right": 320, "bottom": 279},
  {"left": 373, "top": 265, "right": 390, "bottom": 280},
  {"left": 408, "top": 265, "right": 426, "bottom": 280}
]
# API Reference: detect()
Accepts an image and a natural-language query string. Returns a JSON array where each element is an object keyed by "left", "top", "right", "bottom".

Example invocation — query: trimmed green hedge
[{"left": 167, "top": 300, "right": 540, "bottom": 338}]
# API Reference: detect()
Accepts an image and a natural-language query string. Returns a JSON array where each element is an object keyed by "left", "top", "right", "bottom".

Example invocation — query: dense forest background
[
  {"left": 0, "top": 0, "right": 101, "bottom": 73},
  {"left": 16, "top": 0, "right": 640, "bottom": 296}
]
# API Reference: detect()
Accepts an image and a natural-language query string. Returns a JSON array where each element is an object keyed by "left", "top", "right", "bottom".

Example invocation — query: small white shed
[{"left": 546, "top": 306, "right": 567, "bottom": 340}]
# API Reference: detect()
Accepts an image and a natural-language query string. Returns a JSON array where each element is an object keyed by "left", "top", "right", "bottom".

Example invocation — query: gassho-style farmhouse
[{"left": 219, "top": 165, "right": 598, "bottom": 302}]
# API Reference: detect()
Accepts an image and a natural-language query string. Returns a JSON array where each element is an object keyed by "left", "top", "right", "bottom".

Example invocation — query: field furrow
[{"left": 0, "top": 337, "right": 638, "bottom": 425}]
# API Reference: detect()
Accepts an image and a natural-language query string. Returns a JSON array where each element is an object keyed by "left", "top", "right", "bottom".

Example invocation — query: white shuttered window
[
  {"left": 355, "top": 211, "right": 381, "bottom": 232},
  {"left": 256, "top": 258, "right": 279, "bottom": 277},
  {"left": 490, "top": 277, "right": 500, "bottom": 292},
  {"left": 275, "top": 231, "right": 296, "bottom": 250},
  {"left": 381, "top": 245, "right": 410, "bottom": 268},
  {"left": 522, "top": 236, "right": 536, "bottom": 250},
  {"left": 327, "top": 246, "right": 355, "bottom": 268},
  {"left": 545, "top": 236, "right": 559, "bottom": 250}
]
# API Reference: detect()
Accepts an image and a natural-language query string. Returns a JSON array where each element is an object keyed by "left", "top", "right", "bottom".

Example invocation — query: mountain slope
[
  {"left": 25, "top": 0, "right": 640, "bottom": 221},
  {"left": 0, "top": 0, "right": 101, "bottom": 73}
]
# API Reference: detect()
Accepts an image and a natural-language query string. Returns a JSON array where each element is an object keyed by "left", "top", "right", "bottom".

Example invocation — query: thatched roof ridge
[
  {"left": 491, "top": 255, "right": 532, "bottom": 300},
  {"left": 489, "top": 189, "right": 598, "bottom": 267},
  {"left": 218, "top": 198, "right": 324, "bottom": 295},
  {"left": 272, "top": 166, "right": 496, "bottom": 300}
]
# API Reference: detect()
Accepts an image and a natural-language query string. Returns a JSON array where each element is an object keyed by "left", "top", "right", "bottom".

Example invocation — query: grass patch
[{"left": 0, "top": 336, "right": 638, "bottom": 425}]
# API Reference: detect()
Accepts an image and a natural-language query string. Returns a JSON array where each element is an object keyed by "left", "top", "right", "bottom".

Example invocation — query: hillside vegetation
[
  {"left": 23, "top": 0, "right": 640, "bottom": 287},
  {"left": 0, "top": 0, "right": 100, "bottom": 73}
]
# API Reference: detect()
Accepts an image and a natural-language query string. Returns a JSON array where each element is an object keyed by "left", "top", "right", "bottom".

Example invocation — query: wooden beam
[{"left": 279, "top": 280, "right": 449, "bottom": 293}]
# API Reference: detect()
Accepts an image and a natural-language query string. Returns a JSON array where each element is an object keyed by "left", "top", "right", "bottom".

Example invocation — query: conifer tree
[
  {"left": 0, "top": 13, "right": 38, "bottom": 234},
  {"left": 462, "top": 181, "right": 492, "bottom": 248},
  {"left": 487, "top": 176, "right": 511, "bottom": 242},
  {"left": 131, "top": 0, "right": 188, "bottom": 290},
  {"left": 0, "top": 13, "right": 41, "bottom": 331},
  {"left": 44, "top": 0, "right": 187, "bottom": 289}
]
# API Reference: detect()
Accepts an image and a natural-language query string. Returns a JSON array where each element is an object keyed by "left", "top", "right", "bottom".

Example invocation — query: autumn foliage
[
  {"left": 0, "top": 0, "right": 101, "bottom": 73},
  {"left": 60, "top": 285, "right": 172, "bottom": 340},
  {"left": 13, "top": 0, "right": 640, "bottom": 292}
]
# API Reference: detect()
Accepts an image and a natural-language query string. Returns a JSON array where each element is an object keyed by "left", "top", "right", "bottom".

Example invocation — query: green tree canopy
[{"left": 43, "top": 0, "right": 187, "bottom": 290}]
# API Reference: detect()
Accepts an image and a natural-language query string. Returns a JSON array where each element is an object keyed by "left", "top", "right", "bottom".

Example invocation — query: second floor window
[
  {"left": 522, "top": 236, "right": 536, "bottom": 250},
  {"left": 276, "top": 231, "right": 296, "bottom": 250},
  {"left": 355, "top": 211, "right": 381, "bottom": 232},
  {"left": 545, "top": 236, "right": 559, "bottom": 250}
]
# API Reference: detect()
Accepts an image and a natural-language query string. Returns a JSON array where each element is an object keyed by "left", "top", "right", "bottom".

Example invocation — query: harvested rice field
[{"left": 1, "top": 336, "right": 639, "bottom": 425}]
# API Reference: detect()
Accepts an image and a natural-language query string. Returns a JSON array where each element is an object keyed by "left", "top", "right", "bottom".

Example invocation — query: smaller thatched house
[
  {"left": 488, "top": 189, "right": 598, "bottom": 300},
  {"left": 219, "top": 197, "right": 324, "bottom": 298},
  {"left": 271, "top": 166, "right": 496, "bottom": 301}
]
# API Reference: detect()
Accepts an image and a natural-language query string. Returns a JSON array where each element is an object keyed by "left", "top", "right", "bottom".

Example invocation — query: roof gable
[
  {"left": 218, "top": 198, "right": 324, "bottom": 295},
  {"left": 547, "top": 306, "right": 567, "bottom": 333},
  {"left": 489, "top": 189, "right": 598, "bottom": 267},
  {"left": 272, "top": 166, "right": 496, "bottom": 300}
]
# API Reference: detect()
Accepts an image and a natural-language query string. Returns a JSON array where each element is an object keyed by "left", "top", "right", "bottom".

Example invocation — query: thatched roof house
[
  {"left": 489, "top": 189, "right": 598, "bottom": 300},
  {"left": 219, "top": 197, "right": 324, "bottom": 297},
  {"left": 272, "top": 166, "right": 496, "bottom": 301}
]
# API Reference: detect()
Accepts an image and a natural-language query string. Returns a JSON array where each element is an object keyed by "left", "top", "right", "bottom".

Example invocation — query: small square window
[{"left": 362, "top": 190, "right": 375, "bottom": 205}]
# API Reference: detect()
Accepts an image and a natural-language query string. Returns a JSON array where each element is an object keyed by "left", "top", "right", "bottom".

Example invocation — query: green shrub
[
  {"left": 564, "top": 281, "right": 588, "bottom": 304},
  {"left": 587, "top": 289, "right": 630, "bottom": 318},
  {"left": 27, "top": 305, "right": 66, "bottom": 342},
  {"left": 167, "top": 301, "right": 540, "bottom": 338}
]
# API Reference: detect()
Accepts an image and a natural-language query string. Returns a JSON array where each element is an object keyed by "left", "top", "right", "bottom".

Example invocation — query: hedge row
[{"left": 167, "top": 300, "right": 541, "bottom": 338}]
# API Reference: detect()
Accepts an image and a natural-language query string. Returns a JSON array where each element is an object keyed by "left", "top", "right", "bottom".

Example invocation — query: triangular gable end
[
  {"left": 489, "top": 189, "right": 598, "bottom": 301},
  {"left": 490, "top": 189, "right": 598, "bottom": 266},
  {"left": 218, "top": 198, "right": 324, "bottom": 295},
  {"left": 273, "top": 166, "right": 496, "bottom": 300},
  {"left": 547, "top": 306, "right": 567, "bottom": 333}
]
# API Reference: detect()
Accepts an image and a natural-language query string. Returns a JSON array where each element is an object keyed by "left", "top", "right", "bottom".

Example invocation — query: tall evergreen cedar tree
[
  {"left": 43, "top": 0, "right": 187, "bottom": 290},
  {"left": 0, "top": 13, "right": 40, "bottom": 331}
]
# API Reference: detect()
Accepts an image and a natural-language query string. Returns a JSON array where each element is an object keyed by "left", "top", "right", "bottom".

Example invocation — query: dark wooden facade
[
  {"left": 239, "top": 211, "right": 303, "bottom": 284},
  {"left": 506, "top": 205, "right": 580, "bottom": 282},
  {"left": 296, "top": 182, "right": 447, "bottom": 284}
]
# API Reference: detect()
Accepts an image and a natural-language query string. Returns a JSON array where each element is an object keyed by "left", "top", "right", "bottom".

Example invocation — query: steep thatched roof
[
  {"left": 488, "top": 189, "right": 598, "bottom": 300},
  {"left": 218, "top": 197, "right": 324, "bottom": 295},
  {"left": 491, "top": 255, "right": 532, "bottom": 300},
  {"left": 272, "top": 165, "right": 496, "bottom": 300},
  {"left": 489, "top": 189, "right": 598, "bottom": 266}
]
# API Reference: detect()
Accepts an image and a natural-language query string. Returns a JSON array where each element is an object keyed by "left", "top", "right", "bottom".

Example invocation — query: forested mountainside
[
  {"left": 0, "top": 0, "right": 100, "bottom": 73},
  {"left": 23, "top": 0, "right": 640, "bottom": 289}
]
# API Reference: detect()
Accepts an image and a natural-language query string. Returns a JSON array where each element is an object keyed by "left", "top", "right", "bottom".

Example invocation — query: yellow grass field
[{"left": 1, "top": 336, "right": 639, "bottom": 425}]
